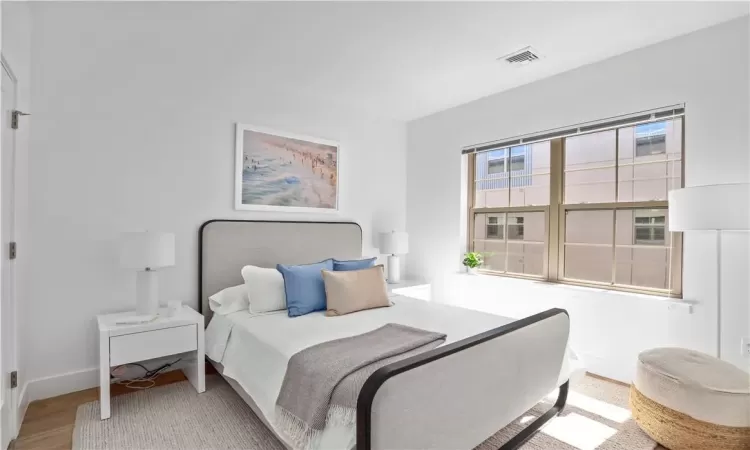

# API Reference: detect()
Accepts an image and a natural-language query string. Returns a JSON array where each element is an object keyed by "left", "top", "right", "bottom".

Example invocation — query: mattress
[{"left": 205, "top": 295, "right": 580, "bottom": 450}]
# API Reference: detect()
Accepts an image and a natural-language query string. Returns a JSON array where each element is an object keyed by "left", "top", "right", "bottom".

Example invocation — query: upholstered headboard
[{"left": 199, "top": 220, "right": 363, "bottom": 321}]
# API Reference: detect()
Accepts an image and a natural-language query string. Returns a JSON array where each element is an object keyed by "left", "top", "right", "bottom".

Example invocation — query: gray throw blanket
[{"left": 274, "top": 323, "right": 446, "bottom": 450}]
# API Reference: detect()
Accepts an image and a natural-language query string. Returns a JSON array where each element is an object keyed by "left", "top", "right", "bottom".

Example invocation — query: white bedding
[{"left": 206, "top": 295, "right": 581, "bottom": 450}]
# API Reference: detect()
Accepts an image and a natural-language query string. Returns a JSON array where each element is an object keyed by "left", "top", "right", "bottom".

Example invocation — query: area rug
[{"left": 74, "top": 375, "right": 656, "bottom": 450}]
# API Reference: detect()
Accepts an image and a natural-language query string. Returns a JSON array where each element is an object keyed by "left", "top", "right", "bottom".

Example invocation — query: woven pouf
[{"left": 630, "top": 348, "right": 750, "bottom": 450}]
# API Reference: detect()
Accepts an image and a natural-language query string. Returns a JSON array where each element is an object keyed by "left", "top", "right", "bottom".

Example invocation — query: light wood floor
[{"left": 14, "top": 370, "right": 190, "bottom": 450}]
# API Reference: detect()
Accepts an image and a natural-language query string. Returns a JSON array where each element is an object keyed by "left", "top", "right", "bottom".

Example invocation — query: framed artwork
[{"left": 235, "top": 124, "right": 339, "bottom": 212}]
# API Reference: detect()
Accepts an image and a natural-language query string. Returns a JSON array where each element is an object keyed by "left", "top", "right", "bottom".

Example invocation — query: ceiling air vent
[{"left": 500, "top": 47, "right": 540, "bottom": 65}]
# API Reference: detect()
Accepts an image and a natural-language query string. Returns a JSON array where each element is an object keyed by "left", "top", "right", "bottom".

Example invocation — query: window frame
[{"left": 467, "top": 118, "right": 684, "bottom": 298}]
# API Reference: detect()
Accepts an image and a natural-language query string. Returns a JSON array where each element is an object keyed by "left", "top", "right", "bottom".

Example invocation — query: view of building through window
[
  {"left": 469, "top": 115, "right": 683, "bottom": 295},
  {"left": 635, "top": 122, "right": 667, "bottom": 157}
]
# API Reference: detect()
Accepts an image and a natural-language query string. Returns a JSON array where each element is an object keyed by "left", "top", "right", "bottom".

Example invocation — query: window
[
  {"left": 635, "top": 122, "right": 667, "bottom": 157},
  {"left": 486, "top": 216, "right": 502, "bottom": 239},
  {"left": 468, "top": 114, "right": 683, "bottom": 296},
  {"left": 487, "top": 150, "right": 506, "bottom": 174},
  {"left": 634, "top": 212, "right": 666, "bottom": 245},
  {"left": 508, "top": 216, "right": 524, "bottom": 240},
  {"left": 486, "top": 147, "right": 527, "bottom": 175},
  {"left": 510, "top": 147, "right": 526, "bottom": 171}
]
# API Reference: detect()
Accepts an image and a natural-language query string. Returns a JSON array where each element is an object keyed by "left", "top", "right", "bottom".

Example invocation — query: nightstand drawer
[{"left": 110, "top": 324, "right": 197, "bottom": 366}]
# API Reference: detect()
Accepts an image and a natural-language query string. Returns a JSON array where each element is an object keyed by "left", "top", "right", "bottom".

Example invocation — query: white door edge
[{"left": 0, "top": 53, "right": 19, "bottom": 449}]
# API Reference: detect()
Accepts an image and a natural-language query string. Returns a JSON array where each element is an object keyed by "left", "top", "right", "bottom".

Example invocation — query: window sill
[{"left": 454, "top": 271, "right": 695, "bottom": 314}]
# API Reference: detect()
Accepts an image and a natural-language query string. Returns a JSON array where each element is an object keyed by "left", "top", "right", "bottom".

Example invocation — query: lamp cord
[{"left": 112, "top": 358, "right": 182, "bottom": 390}]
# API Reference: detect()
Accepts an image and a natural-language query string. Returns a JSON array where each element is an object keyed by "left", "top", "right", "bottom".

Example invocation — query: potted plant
[{"left": 462, "top": 252, "right": 483, "bottom": 275}]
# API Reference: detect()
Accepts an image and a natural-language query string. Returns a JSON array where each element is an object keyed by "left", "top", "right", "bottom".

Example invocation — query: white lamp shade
[
  {"left": 668, "top": 183, "right": 750, "bottom": 231},
  {"left": 120, "top": 231, "right": 175, "bottom": 270},
  {"left": 379, "top": 231, "right": 409, "bottom": 255}
]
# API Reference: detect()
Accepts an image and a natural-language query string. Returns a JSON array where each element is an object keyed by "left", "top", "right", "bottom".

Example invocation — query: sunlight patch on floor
[
  {"left": 541, "top": 412, "right": 618, "bottom": 450},
  {"left": 565, "top": 391, "right": 631, "bottom": 423},
  {"left": 545, "top": 388, "right": 631, "bottom": 424}
]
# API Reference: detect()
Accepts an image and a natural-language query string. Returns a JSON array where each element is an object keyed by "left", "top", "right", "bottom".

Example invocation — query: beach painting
[{"left": 235, "top": 124, "right": 339, "bottom": 212}]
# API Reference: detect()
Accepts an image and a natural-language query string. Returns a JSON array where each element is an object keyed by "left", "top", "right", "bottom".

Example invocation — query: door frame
[{"left": 0, "top": 53, "right": 19, "bottom": 447}]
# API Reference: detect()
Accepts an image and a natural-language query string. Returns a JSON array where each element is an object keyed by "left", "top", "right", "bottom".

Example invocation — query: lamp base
[
  {"left": 387, "top": 255, "right": 401, "bottom": 284},
  {"left": 136, "top": 269, "right": 159, "bottom": 316}
]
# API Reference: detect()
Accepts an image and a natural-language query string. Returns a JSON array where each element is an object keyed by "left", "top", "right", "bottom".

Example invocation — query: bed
[{"left": 200, "top": 219, "right": 575, "bottom": 450}]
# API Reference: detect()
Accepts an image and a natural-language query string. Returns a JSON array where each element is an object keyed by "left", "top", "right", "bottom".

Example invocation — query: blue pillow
[
  {"left": 277, "top": 259, "right": 334, "bottom": 317},
  {"left": 333, "top": 257, "right": 377, "bottom": 272}
]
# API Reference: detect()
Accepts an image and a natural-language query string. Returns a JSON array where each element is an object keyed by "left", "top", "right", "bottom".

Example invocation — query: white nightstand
[
  {"left": 386, "top": 279, "right": 427, "bottom": 291},
  {"left": 388, "top": 280, "right": 430, "bottom": 301},
  {"left": 96, "top": 305, "right": 205, "bottom": 420}
]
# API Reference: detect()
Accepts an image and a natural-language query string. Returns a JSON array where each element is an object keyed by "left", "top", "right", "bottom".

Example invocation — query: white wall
[
  {"left": 2, "top": 0, "right": 32, "bottom": 431},
  {"left": 407, "top": 17, "right": 750, "bottom": 381},
  {"left": 25, "top": 3, "right": 406, "bottom": 398}
]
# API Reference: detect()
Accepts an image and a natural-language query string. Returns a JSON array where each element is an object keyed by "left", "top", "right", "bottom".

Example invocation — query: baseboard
[
  {"left": 576, "top": 351, "right": 633, "bottom": 385},
  {"left": 16, "top": 382, "right": 29, "bottom": 435},
  {"left": 26, "top": 367, "right": 98, "bottom": 403},
  {"left": 586, "top": 372, "right": 631, "bottom": 388}
]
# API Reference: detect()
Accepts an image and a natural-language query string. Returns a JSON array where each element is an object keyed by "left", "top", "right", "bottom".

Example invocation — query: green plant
[{"left": 462, "top": 252, "right": 483, "bottom": 269}]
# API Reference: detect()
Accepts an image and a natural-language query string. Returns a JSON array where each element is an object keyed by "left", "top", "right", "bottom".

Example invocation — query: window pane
[
  {"left": 618, "top": 118, "right": 682, "bottom": 202},
  {"left": 511, "top": 142, "right": 551, "bottom": 207},
  {"left": 475, "top": 150, "right": 509, "bottom": 208},
  {"left": 635, "top": 122, "right": 667, "bottom": 156},
  {"left": 615, "top": 209, "right": 672, "bottom": 290},
  {"left": 510, "top": 155, "right": 524, "bottom": 171},
  {"left": 488, "top": 149, "right": 507, "bottom": 174},
  {"left": 564, "top": 210, "right": 613, "bottom": 283},
  {"left": 666, "top": 118, "right": 683, "bottom": 194},
  {"left": 508, "top": 216, "right": 524, "bottom": 240},
  {"left": 486, "top": 215, "right": 503, "bottom": 239},
  {"left": 634, "top": 227, "right": 653, "bottom": 242},
  {"left": 564, "top": 130, "right": 616, "bottom": 204},
  {"left": 507, "top": 212, "right": 545, "bottom": 277},
  {"left": 473, "top": 213, "right": 506, "bottom": 272}
]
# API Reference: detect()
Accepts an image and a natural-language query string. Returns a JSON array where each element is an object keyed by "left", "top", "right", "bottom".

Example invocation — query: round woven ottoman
[{"left": 630, "top": 348, "right": 750, "bottom": 450}]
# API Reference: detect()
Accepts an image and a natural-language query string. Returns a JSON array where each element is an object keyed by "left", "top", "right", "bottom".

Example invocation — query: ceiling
[{"left": 59, "top": 2, "right": 750, "bottom": 122}]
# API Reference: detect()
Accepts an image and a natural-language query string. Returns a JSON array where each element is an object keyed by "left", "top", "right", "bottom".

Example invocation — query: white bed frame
[{"left": 199, "top": 219, "right": 570, "bottom": 450}]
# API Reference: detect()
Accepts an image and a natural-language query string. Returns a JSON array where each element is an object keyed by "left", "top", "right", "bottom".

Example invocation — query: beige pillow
[{"left": 322, "top": 265, "right": 390, "bottom": 316}]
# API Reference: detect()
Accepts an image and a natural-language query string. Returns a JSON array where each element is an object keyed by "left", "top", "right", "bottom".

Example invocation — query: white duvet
[{"left": 205, "top": 295, "right": 581, "bottom": 450}]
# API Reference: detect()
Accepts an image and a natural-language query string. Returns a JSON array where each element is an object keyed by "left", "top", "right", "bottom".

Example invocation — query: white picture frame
[{"left": 234, "top": 123, "right": 340, "bottom": 213}]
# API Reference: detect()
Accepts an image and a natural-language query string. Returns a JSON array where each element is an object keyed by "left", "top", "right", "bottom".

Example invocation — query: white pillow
[
  {"left": 241, "top": 265, "right": 287, "bottom": 314},
  {"left": 208, "top": 285, "right": 249, "bottom": 315}
]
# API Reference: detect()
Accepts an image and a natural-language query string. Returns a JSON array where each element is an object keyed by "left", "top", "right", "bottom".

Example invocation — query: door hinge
[
  {"left": 10, "top": 371, "right": 17, "bottom": 389},
  {"left": 11, "top": 110, "right": 30, "bottom": 130},
  {"left": 9, "top": 242, "right": 16, "bottom": 260}
]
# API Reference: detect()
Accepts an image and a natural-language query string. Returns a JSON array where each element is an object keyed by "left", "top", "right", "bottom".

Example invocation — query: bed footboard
[{"left": 357, "top": 308, "right": 570, "bottom": 450}]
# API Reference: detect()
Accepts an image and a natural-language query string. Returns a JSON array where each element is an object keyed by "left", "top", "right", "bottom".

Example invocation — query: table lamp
[
  {"left": 120, "top": 231, "right": 175, "bottom": 317},
  {"left": 669, "top": 183, "right": 749, "bottom": 359},
  {"left": 379, "top": 231, "right": 409, "bottom": 284}
]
